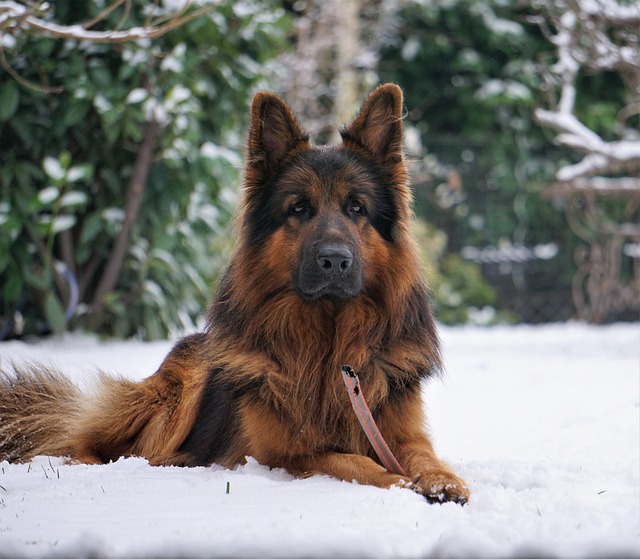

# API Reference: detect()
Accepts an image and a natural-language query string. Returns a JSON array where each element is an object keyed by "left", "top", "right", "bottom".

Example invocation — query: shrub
[{"left": 0, "top": 1, "right": 289, "bottom": 339}]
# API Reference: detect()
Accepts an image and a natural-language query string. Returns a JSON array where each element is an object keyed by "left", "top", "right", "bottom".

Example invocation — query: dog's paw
[{"left": 412, "top": 470, "right": 470, "bottom": 505}]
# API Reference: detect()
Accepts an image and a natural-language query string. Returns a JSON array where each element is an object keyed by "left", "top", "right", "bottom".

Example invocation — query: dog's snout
[{"left": 317, "top": 244, "right": 353, "bottom": 274}]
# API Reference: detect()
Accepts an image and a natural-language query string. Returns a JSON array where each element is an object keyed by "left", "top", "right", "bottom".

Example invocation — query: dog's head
[{"left": 237, "top": 84, "right": 414, "bottom": 303}]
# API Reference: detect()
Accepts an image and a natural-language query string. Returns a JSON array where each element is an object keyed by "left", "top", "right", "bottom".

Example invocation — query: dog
[{"left": 0, "top": 84, "right": 469, "bottom": 504}]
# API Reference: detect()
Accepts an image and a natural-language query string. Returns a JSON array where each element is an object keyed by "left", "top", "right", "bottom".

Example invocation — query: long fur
[{"left": 0, "top": 84, "right": 469, "bottom": 504}]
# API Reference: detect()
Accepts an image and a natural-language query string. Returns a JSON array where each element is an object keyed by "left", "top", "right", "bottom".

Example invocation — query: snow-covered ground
[{"left": 0, "top": 322, "right": 638, "bottom": 559}]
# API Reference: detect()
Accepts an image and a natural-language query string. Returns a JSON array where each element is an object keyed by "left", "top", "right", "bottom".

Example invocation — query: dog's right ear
[{"left": 247, "top": 92, "right": 309, "bottom": 179}]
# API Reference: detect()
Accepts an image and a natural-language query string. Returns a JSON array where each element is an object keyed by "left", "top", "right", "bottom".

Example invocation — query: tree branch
[
  {"left": 0, "top": 1, "right": 217, "bottom": 44},
  {"left": 534, "top": 0, "right": 640, "bottom": 182}
]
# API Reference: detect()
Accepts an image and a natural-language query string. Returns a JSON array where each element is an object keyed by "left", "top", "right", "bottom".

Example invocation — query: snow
[
  {"left": 143, "top": 97, "right": 169, "bottom": 127},
  {"left": 126, "top": 88, "right": 148, "bottom": 105},
  {"left": 0, "top": 322, "right": 638, "bottom": 559},
  {"left": 461, "top": 242, "right": 558, "bottom": 264},
  {"left": 93, "top": 95, "right": 113, "bottom": 115},
  {"left": 37, "top": 186, "right": 59, "bottom": 204},
  {"left": 42, "top": 158, "right": 65, "bottom": 182},
  {"left": 534, "top": 0, "right": 640, "bottom": 183},
  {"left": 159, "top": 44, "right": 186, "bottom": 74},
  {"left": 469, "top": 2, "right": 524, "bottom": 37},
  {"left": 101, "top": 207, "right": 125, "bottom": 224},
  {"left": 200, "top": 142, "right": 242, "bottom": 165},
  {"left": 474, "top": 79, "right": 532, "bottom": 102}
]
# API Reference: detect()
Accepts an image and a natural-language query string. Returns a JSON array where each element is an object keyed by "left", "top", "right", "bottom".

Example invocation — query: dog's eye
[
  {"left": 349, "top": 201, "right": 366, "bottom": 216},
  {"left": 290, "top": 201, "right": 308, "bottom": 217}
]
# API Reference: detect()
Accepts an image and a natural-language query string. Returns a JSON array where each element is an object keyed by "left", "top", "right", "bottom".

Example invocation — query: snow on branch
[
  {"left": 576, "top": 0, "right": 640, "bottom": 26},
  {"left": 0, "top": 1, "right": 216, "bottom": 44},
  {"left": 533, "top": 0, "right": 640, "bottom": 185}
]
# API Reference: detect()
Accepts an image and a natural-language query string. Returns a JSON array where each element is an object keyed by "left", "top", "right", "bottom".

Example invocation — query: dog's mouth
[{"left": 297, "top": 282, "right": 361, "bottom": 301}]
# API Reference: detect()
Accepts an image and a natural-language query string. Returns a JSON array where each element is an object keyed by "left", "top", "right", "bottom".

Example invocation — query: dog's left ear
[{"left": 341, "top": 84, "right": 404, "bottom": 163}]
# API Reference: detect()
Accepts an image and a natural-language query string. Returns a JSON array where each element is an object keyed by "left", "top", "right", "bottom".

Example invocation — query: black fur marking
[
  {"left": 402, "top": 284, "right": 442, "bottom": 378},
  {"left": 246, "top": 149, "right": 398, "bottom": 245},
  {"left": 247, "top": 171, "right": 289, "bottom": 246},
  {"left": 178, "top": 368, "right": 240, "bottom": 466},
  {"left": 386, "top": 374, "right": 421, "bottom": 402},
  {"left": 171, "top": 332, "right": 208, "bottom": 359},
  {"left": 348, "top": 156, "right": 397, "bottom": 243}
]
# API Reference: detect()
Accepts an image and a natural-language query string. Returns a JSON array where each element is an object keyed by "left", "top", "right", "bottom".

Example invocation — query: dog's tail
[{"left": 0, "top": 364, "right": 84, "bottom": 462}]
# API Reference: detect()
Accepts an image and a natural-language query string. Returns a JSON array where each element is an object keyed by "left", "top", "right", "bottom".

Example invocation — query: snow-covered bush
[{"left": 0, "top": 1, "right": 289, "bottom": 339}]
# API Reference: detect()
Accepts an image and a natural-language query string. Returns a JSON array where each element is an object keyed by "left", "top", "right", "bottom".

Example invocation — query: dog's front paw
[{"left": 412, "top": 470, "right": 470, "bottom": 505}]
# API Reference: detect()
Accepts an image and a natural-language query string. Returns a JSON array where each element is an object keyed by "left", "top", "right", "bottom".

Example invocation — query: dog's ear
[
  {"left": 247, "top": 92, "right": 309, "bottom": 177},
  {"left": 341, "top": 84, "right": 404, "bottom": 163}
]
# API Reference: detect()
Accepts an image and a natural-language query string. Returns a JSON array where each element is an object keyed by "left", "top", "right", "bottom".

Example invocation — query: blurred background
[{"left": 0, "top": 0, "right": 638, "bottom": 340}]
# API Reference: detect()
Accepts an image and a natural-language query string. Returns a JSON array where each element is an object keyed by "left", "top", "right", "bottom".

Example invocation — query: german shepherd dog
[{"left": 0, "top": 84, "right": 469, "bottom": 504}]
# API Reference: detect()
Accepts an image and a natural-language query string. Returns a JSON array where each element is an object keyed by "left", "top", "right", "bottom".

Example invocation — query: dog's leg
[
  {"left": 378, "top": 389, "right": 471, "bottom": 504},
  {"left": 289, "top": 449, "right": 468, "bottom": 504},
  {"left": 288, "top": 452, "right": 412, "bottom": 490},
  {"left": 392, "top": 437, "right": 470, "bottom": 504}
]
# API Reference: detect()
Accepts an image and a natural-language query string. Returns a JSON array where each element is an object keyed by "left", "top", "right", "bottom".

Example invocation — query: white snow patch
[
  {"left": 93, "top": 94, "right": 113, "bottom": 115},
  {"left": 37, "top": 185, "right": 59, "bottom": 204},
  {"left": 42, "top": 157, "right": 65, "bottom": 181},
  {"left": 475, "top": 79, "right": 531, "bottom": 102},
  {"left": 160, "top": 43, "right": 186, "bottom": 73},
  {"left": 0, "top": 323, "right": 638, "bottom": 558},
  {"left": 102, "top": 207, "right": 125, "bottom": 223},
  {"left": 200, "top": 142, "right": 242, "bottom": 165},
  {"left": 60, "top": 191, "right": 88, "bottom": 207},
  {"left": 126, "top": 88, "right": 148, "bottom": 104}
]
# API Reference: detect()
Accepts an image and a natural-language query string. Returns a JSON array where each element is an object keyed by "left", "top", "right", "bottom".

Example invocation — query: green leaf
[
  {"left": 0, "top": 80, "right": 19, "bottom": 122},
  {"left": 78, "top": 212, "right": 103, "bottom": 246},
  {"left": 44, "top": 291, "right": 66, "bottom": 334},
  {"left": 76, "top": 212, "right": 103, "bottom": 265},
  {"left": 144, "top": 309, "right": 164, "bottom": 340},
  {"left": 24, "top": 271, "right": 48, "bottom": 290},
  {"left": 89, "top": 66, "right": 112, "bottom": 89},
  {"left": 64, "top": 100, "right": 90, "bottom": 127},
  {"left": 0, "top": 252, "right": 9, "bottom": 275},
  {"left": 59, "top": 151, "right": 72, "bottom": 170},
  {"left": 36, "top": 38, "right": 55, "bottom": 58},
  {"left": 2, "top": 273, "right": 23, "bottom": 304}
]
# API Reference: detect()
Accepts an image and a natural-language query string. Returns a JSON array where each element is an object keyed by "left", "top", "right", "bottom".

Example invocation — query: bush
[
  {"left": 415, "top": 220, "right": 499, "bottom": 325},
  {"left": 0, "top": 1, "right": 289, "bottom": 339}
]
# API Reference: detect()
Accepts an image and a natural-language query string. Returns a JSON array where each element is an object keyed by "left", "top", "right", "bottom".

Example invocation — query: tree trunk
[{"left": 88, "top": 118, "right": 161, "bottom": 328}]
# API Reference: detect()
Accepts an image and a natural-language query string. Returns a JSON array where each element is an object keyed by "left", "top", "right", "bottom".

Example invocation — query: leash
[{"left": 340, "top": 365, "right": 407, "bottom": 477}]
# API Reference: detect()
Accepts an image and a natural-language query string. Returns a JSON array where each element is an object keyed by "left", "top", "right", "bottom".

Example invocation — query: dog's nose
[{"left": 317, "top": 244, "right": 353, "bottom": 274}]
